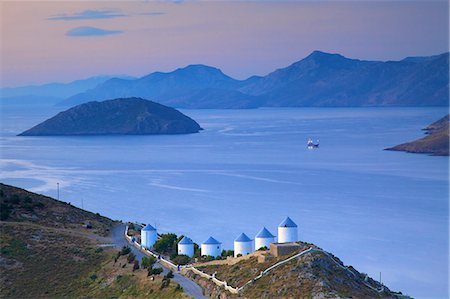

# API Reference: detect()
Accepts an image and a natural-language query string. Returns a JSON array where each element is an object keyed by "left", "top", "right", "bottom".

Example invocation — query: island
[
  {"left": 18, "top": 97, "right": 202, "bottom": 136},
  {"left": 385, "top": 115, "right": 449, "bottom": 156}
]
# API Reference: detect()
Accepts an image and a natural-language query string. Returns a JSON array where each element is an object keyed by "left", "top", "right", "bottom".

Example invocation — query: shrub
[
  {"left": 237, "top": 253, "right": 242, "bottom": 257},
  {"left": 90, "top": 274, "right": 97, "bottom": 281},
  {"left": 165, "top": 270, "right": 174, "bottom": 279},
  {"left": 120, "top": 246, "right": 131, "bottom": 256},
  {"left": 149, "top": 267, "right": 163, "bottom": 275},
  {"left": 153, "top": 233, "right": 178, "bottom": 256},
  {"left": 221, "top": 249, "right": 234, "bottom": 257},
  {"left": 175, "top": 283, "right": 183, "bottom": 292},
  {"left": 24, "top": 196, "right": 32, "bottom": 203},
  {"left": 127, "top": 252, "right": 136, "bottom": 263},
  {"left": 257, "top": 246, "right": 268, "bottom": 251},
  {"left": 171, "top": 254, "right": 190, "bottom": 265},
  {"left": 141, "top": 256, "right": 156, "bottom": 269},
  {"left": 0, "top": 204, "right": 11, "bottom": 221},
  {"left": 160, "top": 277, "right": 170, "bottom": 289},
  {"left": 132, "top": 260, "right": 140, "bottom": 271},
  {"left": 95, "top": 247, "right": 103, "bottom": 253}
]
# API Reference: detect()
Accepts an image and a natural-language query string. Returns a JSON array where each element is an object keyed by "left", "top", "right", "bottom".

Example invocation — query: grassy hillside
[
  {"left": 189, "top": 242, "right": 407, "bottom": 299},
  {"left": 0, "top": 184, "right": 187, "bottom": 299}
]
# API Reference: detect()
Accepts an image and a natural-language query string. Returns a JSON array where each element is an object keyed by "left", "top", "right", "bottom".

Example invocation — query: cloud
[
  {"left": 65, "top": 26, "right": 123, "bottom": 37},
  {"left": 139, "top": 12, "right": 166, "bottom": 16},
  {"left": 48, "top": 9, "right": 126, "bottom": 21}
]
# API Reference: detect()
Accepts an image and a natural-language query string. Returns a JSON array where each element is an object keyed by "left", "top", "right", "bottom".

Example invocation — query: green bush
[
  {"left": 165, "top": 270, "right": 174, "bottom": 279},
  {"left": 127, "top": 252, "right": 136, "bottom": 263},
  {"left": 153, "top": 233, "right": 178, "bottom": 256},
  {"left": 257, "top": 246, "right": 268, "bottom": 251},
  {"left": 237, "top": 253, "right": 242, "bottom": 257},
  {"left": 121, "top": 246, "right": 131, "bottom": 255},
  {"left": 149, "top": 267, "right": 163, "bottom": 275},
  {"left": 141, "top": 256, "right": 156, "bottom": 269},
  {"left": 221, "top": 249, "right": 234, "bottom": 257},
  {"left": 160, "top": 277, "right": 170, "bottom": 289},
  {"left": 132, "top": 260, "right": 140, "bottom": 271},
  {"left": 90, "top": 274, "right": 98, "bottom": 281},
  {"left": 175, "top": 283, "right": 183, "bottom": 292},
  {"left": 171, "top": 254, "right": 190, "bottom": 265}
]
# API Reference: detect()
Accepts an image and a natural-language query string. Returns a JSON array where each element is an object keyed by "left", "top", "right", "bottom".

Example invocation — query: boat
[{"left": 307, "top": 138, "right": 319, "bottom": 149}]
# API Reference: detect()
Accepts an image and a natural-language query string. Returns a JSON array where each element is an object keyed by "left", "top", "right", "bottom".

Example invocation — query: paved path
[{"left": 111, "top": 224, "right": 207, "bottom": 299}]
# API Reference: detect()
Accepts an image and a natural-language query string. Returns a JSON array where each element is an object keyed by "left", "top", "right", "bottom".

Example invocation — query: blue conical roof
[
  {"left": 234, "top": 233, "right": 252, "bottom": 242},
  {"left": 142, "top": 224, "right": 156, "bottom": 231},
  {"left": 202, "top": 236, "right": 221, "bottom": 245},
  {"left": 255, "top": 227, "right": 275, "bottom": 238},
  {"left": 179, "top": 236, "right": 194, "bottom": 245},
  {"left": 278, "top": 217, "right": 297, "bottom": 228}
]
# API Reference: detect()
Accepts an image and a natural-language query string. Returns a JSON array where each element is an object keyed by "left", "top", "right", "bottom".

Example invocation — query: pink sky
[{"left": 1, "top": 1, "right": 448, "bottom": 87}]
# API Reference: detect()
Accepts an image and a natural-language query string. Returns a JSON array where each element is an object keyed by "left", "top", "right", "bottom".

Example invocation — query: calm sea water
[{"left": 0, "top": 106, "right": 448, "bottom": 298}]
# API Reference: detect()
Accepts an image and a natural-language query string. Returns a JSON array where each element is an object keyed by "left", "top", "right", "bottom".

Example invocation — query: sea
[{"left": 0, "top": 106, "right": 448, "bottom": 298}]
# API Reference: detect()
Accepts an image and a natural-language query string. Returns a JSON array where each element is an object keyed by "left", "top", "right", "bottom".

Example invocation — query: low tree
[
  {"left": 127, "top": 252, "right": 136, "bottom": 263},
  {"left": 165, "top": 270, "right": 174, "bottom": 279},
  {"left": 149, "top": 267, "right": 163, "bottom": 275},
  {"left": 120, "top": 246, "right": 131, "bottom": 256},
  {"left": 141, "top": 256, "right": 156, "bottom": 269},
  {"left": 132, "top": 260, "right": 140, "bottom": 271},
  {"left": 153, "top": 233, "right": 178, "bottom": 256},
  {"left": 171, "top": 254, "right": 190, "bottom": 265}
]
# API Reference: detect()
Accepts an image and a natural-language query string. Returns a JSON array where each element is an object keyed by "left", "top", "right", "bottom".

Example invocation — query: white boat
[{"left": 307, "top": 138, "right": 319, "bottom": 149}]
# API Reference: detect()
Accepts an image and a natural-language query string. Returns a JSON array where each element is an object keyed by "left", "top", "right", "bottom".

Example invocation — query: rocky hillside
[
  {"left": 19, "top": 97, "right": 202, "bottom": 136},
  {"left": 188, "top": 242, "right": 408, "bottom": 299},
  {"left": 59, "top": 51, "right": 449, "bottom": 108},
  {"left": 386, "top": 115, "right": 449, "bottom": 156}
]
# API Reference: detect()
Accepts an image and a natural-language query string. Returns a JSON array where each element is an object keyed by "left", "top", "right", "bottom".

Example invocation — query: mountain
[
  {"left": 386, "top": 115, "right": 449, "bottom": 156},
  {"left": 59, "top": 51, "right": 449, "bottom": 109},
  {"left": 19, "top": 97, "right": 202, "bottom": 136},
  {"left": 0, "top": 75, "right": 134, "bottom": 106},
  {"left": 59, "top": 65, "right": 247, "bottom": 107},
  {"left": 241, "top": 51, "right": 449, "bottom": 107}
]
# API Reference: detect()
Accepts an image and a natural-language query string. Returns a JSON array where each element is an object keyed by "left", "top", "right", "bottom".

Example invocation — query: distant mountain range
[
  {"left": 4, "top": 51, "right": 449, "bottom": 108},
  {"left": 0, "top": 75, "right": 134, "bottom": 107}
]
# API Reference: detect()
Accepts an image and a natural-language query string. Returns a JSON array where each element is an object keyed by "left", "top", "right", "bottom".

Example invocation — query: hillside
[
  {"left": 19, "top": 97, "right": 202, "bottom": 136},
  {"left": 59, "top": 51, "right": 449, "bottom": 108},
  {"left": 386, "top": 115, "right": 449, "bottom": 156},
  {"left": 188, "top": 243, "right": 407, "bottom": 299},
  {"left": 0, "top": 184, "right": 188, "bottom": 299}
]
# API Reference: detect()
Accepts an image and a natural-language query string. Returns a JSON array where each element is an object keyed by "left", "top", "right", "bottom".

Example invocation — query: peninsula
[
  {"left": 18, "top": 97, "right": 202, "bottom": 136},
  {"left": 385, "top": 115, "right": 449, "bottom": 156}
]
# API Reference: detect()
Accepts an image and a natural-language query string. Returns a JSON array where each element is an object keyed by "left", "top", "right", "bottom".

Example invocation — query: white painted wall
[
  {"left": 255, "top": 237, "right": 275, "bottom": 250},
  {"left": 278, "top": 227, "right": 297, "bottom": 243},
  {"left": 201, "top": 243, "right": 222, "bottom": 257},
  {"left": 234, "top": 241, "right": 253, "bottom": 257},
  {"left": 141, "top": 230, "right": 157, "bottom": 249},
  {"left": 178, "top": 243, "right": 194, "bottom": 257}
]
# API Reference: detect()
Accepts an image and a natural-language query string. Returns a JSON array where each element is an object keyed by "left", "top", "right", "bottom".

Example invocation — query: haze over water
[{"left": 0, "top": 106, "right": 448, "bottom": 298}]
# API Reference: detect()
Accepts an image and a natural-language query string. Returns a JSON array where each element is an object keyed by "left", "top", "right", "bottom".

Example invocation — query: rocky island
[
  {"left": 18, "top": 97, "right": 202, "bottom": 136},
  {"left": 386, "top": 115, "right": 449, "bottom": 156}
]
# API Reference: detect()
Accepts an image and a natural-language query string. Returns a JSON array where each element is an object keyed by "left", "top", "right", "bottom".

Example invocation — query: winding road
[{"left": 111, "top": 224, "right": 207, "bottom": 299}]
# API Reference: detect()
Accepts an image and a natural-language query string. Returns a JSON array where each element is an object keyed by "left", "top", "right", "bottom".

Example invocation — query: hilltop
[
  {"left": 57, "top": 51, "right": 449, "bottom": 109},
  {"left": 386, "top": 114, "right": 449, "bottom": 156},
  {"left": 19, "top": 97, "right": 202, "bottom": 136},
  {"left": 187, "top": 243, "right": 407, "bottom": 299}
]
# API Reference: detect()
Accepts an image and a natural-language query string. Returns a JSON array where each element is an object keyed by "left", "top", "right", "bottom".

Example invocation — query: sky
[{"left": 0, "top": 1, "right": 448, "bottom": 87}]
